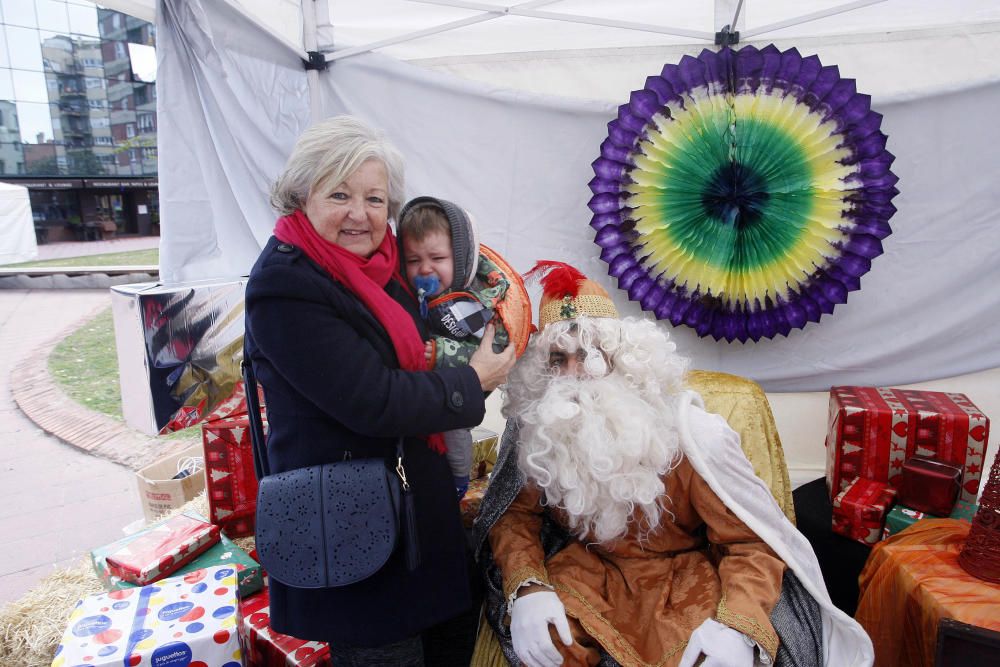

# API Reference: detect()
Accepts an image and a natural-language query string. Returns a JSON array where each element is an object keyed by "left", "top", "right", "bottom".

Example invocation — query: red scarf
[{"left": 274, "top": 210, "right": 446, "bottom": 454}]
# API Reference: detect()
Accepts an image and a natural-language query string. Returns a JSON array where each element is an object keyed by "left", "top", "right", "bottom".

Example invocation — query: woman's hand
[
  {"left": 424, "top": 340, "right": 434, "bottom": 367},
  {"left": 469, "top": 323, "right": 515, "bottom": 391}
]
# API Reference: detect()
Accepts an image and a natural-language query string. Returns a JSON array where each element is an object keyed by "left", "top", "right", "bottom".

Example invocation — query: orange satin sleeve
[
  {"left": 488, "top": 484, "right": 550, "bottom": 603},
  {"left": 689, "top": 469, "right": 785, "bottom": 660},
  {"left": 856, "top": 519, "right": 1000, "bottom": 667}
]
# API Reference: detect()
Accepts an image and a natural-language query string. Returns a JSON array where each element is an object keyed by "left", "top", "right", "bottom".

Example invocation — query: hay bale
[
  {"left": 0, "top": 492, "right": 255, "bottom": 665},
  {"left": 0, "top": 561, "right": 102, "bottom": 667}
]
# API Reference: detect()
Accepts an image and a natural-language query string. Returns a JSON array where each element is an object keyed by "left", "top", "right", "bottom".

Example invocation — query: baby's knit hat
[{"left": 397, "top": 196, "right": 479, "bottom": 291}]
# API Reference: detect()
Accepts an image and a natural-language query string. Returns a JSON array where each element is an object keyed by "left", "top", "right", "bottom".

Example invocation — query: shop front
[{"left": 0, "top": 176, "right": 158, "bottom": 243}]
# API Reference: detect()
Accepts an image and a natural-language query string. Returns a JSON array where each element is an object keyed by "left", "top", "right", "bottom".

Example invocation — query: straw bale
[{"left": 0, "top": 491, "right": 256, "bottom": 665}]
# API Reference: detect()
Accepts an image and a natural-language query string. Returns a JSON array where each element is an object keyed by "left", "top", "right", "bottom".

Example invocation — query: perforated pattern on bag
[
  {"left": 323, "top": 464, "right": 399, "bottom": 586},
  {"left": 256, "top": 460, "right": 400, "bottom": 588}
]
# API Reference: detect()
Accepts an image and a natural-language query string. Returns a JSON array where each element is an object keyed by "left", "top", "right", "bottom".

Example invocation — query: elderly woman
[{"left": 245, "top": 115, "right": 514, "bottom": 666}]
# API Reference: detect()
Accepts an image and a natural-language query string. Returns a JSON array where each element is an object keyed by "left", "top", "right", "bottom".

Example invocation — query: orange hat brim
[{"left": 481, "top": 244, "right": 532, "bottom": 357}]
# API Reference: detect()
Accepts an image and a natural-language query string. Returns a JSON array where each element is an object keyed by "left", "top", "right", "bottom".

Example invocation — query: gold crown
[{"left": 529, "top": 261, "right": 619, "bottom": 330}]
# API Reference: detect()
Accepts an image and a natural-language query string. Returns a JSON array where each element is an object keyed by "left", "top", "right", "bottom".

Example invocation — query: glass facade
[
  {"left": 0, "top": 1, "right": 159, "bottom": 241},
  {"left": 0, "top": 0, "right": 157, "bottom": 178}
]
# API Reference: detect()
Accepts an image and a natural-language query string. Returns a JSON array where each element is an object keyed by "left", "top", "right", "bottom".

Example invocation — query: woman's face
[{"left": 304, "top": 158, "right": 389, "bottom": 258}]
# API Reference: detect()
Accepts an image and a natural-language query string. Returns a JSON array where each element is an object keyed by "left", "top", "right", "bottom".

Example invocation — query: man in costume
[{"left": 474, "top": 262, "right": 873, "bottom": 667}]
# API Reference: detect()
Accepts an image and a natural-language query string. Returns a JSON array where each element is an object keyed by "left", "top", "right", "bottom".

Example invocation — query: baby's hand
[{"left": 424, "top": 340, "right": 434, "bottom": 366}]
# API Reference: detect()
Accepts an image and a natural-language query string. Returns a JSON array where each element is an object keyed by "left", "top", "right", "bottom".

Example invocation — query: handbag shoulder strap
[
  {"left": 241, "top": 343, "right": 405, "bottom": 482},
  {"left": 241, "top": 345, "right": 270, "bottom": 480}
]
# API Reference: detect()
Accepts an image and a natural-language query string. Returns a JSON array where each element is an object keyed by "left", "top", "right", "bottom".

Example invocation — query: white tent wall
[
  {"left": 143, "top": 0, "right": 999, "bottom": 484},
  {"left": 0, "top": 182, "right": 38, "bottom": 266}
]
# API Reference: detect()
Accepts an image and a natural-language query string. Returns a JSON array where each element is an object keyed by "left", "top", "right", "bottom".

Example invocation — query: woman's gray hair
[{"left": 270, "top": 115, "right": 406, "bottom": 220}]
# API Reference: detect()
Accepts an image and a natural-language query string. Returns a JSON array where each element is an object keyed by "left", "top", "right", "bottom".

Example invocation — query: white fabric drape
[
  {"left": 0, "top": 182, "right": 37, "bottom": 266},
  {"left": 157, "top": 0, "right": 1000, "bottom": 392}
]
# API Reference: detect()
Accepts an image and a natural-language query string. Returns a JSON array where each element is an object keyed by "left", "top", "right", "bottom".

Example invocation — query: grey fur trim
[{"left": 397, "top": 196, "right": 479, "bottom": 290}]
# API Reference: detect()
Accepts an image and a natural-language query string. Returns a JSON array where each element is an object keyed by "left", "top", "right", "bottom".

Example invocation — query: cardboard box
[
  {"left": 831, "top": 477, "right": 896, "bottom": 545},
  {"left": 110, "top": 278, "right": 247, "bottom": 435},
  {"left": 92, "top": 515, "right": 263, "bottom": 598},
  {"left": 135, "top": 442, "right": 206, "bottom": 522},
  {"left": 824, "top": 386, "right": 989, "bottom": 502},
  {"left": 52, "top": 565, "right": 243, "bottom": 667}
]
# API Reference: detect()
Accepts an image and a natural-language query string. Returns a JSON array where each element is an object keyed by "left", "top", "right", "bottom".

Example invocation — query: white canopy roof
[
  {"left": 101, "top": 0, "right": 1000, "bottom": 482},
  {"left": 105, "top": 1, "right": 1000, "bottom": 62}
]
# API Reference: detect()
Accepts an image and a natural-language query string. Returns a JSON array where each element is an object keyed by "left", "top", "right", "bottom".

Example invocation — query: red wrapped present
[
  {"left": 240, "top": 588, "right": 331, "bottom": 666},
  {"left": 832, "top": 477, "right": 897, "bottom": 545},
  {"left": 460, "top": 476, "right": 489, "bottom": 529},
  {"left": 203, "top": 412, "right": 264, "bottom": 537},
  {"left": 898, "top": 456, "right": 963, "bottom": 516},
  {"left": 105, "top": 514, "right": 220, "bottom": 585},
  {"left": 825, "top": 386, "right": 989, "bottom": 502}
]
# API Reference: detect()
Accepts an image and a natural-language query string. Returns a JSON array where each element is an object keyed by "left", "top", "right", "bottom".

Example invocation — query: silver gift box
[{"left": 111, "top": 278, "right": 247, "bottom": 435}]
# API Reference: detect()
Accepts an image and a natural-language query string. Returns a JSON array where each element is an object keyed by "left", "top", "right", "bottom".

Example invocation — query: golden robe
[{"left": 489, "top": 456, "right": 786, "bottom": 667}]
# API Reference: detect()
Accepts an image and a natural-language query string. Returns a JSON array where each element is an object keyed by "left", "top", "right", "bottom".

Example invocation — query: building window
[{"left": 126, "top": 124, "right": 136, "bottom": 138}]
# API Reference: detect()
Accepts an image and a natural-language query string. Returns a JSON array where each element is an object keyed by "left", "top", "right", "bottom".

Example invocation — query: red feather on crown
[{"left": 524, "top": 260, "right": 586, "bottom": 299}]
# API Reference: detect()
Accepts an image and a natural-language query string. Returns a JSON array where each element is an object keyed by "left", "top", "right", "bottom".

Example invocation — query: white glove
[
  {"left": 678, "top": 618, "right": 756, "bottom": 667},
  {"left": 510, "top": 590, "right": 574, "bottom": 667}
]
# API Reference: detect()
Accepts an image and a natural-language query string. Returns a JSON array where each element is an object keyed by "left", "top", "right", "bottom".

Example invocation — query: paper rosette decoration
[{"left": 589, "top": 45, "right": 898, "bottom": 342}]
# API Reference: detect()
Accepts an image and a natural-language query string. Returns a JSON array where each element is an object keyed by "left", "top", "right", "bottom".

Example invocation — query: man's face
[{"left": 546, "top": 341, "right": 611, "bottom": 378}]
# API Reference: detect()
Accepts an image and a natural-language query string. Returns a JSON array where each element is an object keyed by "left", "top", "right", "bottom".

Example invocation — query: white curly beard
[{"left": 504, "top": 317, "right": 687, "bottom": 545}]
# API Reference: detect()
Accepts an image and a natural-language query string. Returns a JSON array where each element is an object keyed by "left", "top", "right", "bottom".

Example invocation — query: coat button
[
  {"left": 450, "top": 391, "right": 464, "bottom": 408},
  {"left": 276, "top": 243, "right": 294, "bottom": 253}
]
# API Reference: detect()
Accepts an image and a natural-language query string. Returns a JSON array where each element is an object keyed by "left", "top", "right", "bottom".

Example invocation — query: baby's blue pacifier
[{"left": 414, "top": 275, "right": 440, "bottom": 319}]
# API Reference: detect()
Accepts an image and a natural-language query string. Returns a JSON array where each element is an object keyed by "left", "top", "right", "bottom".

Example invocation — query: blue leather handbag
[{"left": 242, "top": 357, "right": 420, "bottom": 588}]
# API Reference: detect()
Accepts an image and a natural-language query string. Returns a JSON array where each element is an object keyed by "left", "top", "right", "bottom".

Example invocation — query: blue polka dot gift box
[{"left": 51, "top": 565, "right": 243, "bottom": 667}]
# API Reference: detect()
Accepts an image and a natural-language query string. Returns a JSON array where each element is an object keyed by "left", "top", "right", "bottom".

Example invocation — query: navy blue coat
[{"left": 245, "top": 236, "right": 486, "bottom": 646}]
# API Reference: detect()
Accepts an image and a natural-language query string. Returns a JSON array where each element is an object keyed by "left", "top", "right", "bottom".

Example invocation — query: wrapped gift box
[
  {"left": 471, "top": 427, "right": 499, "bottom": 480},
  {"left": 460, "top": 476, "right": 490, "bottom": 529},
  {"left": 52, "top": 565, "right": 243, "bottom": 667},
  {"left": 111, "top": 278, "right": 248, "bottom": 435},
  {"left": 825, "top": 386, "right": 989, "bottom": 502},
  {"left": 92, "top": 513, "right": 263, "bottom": 598},
  {"left": 203, "top": 413, "right": 264, "bottom": 537},
  {"left": 105, "top": 514, "right": 220, "bottom": 585},
  {"left": 832, "top": 477, "right": 897, "bottom": 545},
  {"left": 898, "top": 456, "right": 963, "bottom": 516},
  {"left": 882, "top": 500, "right": 979, "bottom": 539},
  {"left": 240, "top": 588, "right": 331, "bottom": 666}
]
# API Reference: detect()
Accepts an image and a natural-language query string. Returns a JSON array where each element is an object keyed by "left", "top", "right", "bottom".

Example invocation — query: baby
[{"left": 398, "top": 196, "right": 511, "bottom": 499}]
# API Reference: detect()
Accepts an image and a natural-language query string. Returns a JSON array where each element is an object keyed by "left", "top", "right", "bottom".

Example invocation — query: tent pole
[
  {"left": 742, "top": 0, "right": 886, "bottom": 39},
  {"left": 302, "top": 0, "right": 323, "bottom": 122}
]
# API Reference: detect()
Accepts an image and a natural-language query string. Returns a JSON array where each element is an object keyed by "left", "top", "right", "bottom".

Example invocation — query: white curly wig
[{"left": 503, "top": 316, "right": 689, "bottom": 544}]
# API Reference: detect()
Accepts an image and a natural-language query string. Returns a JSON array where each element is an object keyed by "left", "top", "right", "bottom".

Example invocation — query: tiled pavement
[
  {"left": 33, "top": 235, "right": 160, "bottom": 261},
  {"left": 0, "top": 238, "right": 183, "bottom": 606}
]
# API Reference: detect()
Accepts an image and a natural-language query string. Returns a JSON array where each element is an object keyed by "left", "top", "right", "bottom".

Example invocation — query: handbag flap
[{"left": 256, "top": 459, "right": 400, "bottom": 588}]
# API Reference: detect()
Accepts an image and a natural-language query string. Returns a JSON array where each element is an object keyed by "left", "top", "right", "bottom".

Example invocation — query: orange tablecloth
[{"left": 856, "top": 519, "right": 1000, "bottom": 667}]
